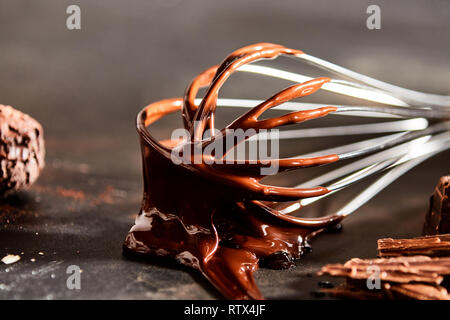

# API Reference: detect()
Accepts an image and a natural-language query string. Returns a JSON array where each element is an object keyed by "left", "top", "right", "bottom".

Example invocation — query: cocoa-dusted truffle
[
  {"left": 0, "top": 105, "right": 45, "bottom": 193},
  {"left": 423, "top": 176, "right": 450, "bottom": 235}
]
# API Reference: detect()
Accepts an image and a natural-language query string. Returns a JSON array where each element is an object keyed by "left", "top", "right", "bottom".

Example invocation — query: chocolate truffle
[{"left": 0, "top": 105, "right": 45, "bottom": 193}]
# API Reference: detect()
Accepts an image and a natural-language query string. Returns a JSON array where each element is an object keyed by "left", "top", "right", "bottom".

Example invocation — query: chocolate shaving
[
  {"left": 318, "top": 256, "right": 450, "bottom": 285},
  {"left": 323, "top": 282, "right": 450, "bottom": 300},
  {"left": 319, "top": 255, "right": 450, "bottom": 300},
  {"left": 423, "top": 176, "right": 450, "bottom": 235},
  {"left": 378, "top": 234, "right": 450, "bottom": 257},
  {"left": 386, "top": 283, "right": 450, "bottom": 300},
  {"left": 320, "top": 177, "right": 450, "bottom": 300}
]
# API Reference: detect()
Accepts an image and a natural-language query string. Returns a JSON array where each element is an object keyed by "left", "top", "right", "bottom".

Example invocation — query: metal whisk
[
  {"left": 127, "top": 43, "right": 450, "bottom": 300},
  {"left": 190, "top": 43, "right": 450, "bottom": 219}
]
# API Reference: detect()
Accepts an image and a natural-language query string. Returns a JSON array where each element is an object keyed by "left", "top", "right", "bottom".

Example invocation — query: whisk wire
[{"left": 192, "top": 45, "right": 449, "bottom": 219}]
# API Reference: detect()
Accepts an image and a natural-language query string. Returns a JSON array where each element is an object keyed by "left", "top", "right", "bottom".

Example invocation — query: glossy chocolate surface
[{"left": 124, "top": 43, "right": 344, "bottom": 299}]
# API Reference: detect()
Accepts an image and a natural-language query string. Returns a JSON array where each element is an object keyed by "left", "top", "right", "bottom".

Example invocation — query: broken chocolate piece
[
  {"left": 318, "top": 256, "right": 450, "bottom": 285},
  {"left": 318, "top": 255, "right": 450, "bottom": 300},
  {"left": 323, "top": 281, "right": 450, "bottom": 300},
  {"left": 378, "top": 234, "right": 450, "bottom": 257},
  {"left": 387, "top": 283, "right": 450, "bottom": 300},
  {"left": 0, "top": 105, "right": 45, "bottom": 193},
  {"left": 423, "top": 176, "right": 450, "bottom": 235},
  {"left": 320, "top": 232, "right": 450, "bottom": 300}
]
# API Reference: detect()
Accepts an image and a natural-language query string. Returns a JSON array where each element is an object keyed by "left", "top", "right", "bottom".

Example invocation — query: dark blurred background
[{"left": 0, "top": 0, "right": 448, "bottom": 299}]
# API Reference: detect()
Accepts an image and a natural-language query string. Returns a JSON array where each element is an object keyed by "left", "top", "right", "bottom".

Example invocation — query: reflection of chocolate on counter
[
  {"left": 123, "top": 43, "right": 343, "bottom": 300},
  {"left": 423, "top": 176, "right": 450, "bottom": 235},
  {"left": 0, "top": 105, "right": 45, "bottom": 193}
]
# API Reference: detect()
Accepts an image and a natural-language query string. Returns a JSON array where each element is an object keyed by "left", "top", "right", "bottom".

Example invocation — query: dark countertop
[{"left": 0, "top": 0, "right": 449, "bottom": 299}]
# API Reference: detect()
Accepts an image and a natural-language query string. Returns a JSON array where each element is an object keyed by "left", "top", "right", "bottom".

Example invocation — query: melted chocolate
[{"left": 123, "top": 43, "right": 344, "bottom": 299}]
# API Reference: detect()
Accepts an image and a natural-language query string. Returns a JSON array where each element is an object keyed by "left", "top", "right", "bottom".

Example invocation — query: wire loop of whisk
[{"left": 193, "top": 47, "right": 449, "bottom": 219}]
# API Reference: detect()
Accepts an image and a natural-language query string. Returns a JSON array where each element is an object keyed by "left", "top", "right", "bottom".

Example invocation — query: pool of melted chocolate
[{"left": 123, "top": 43, "right": 344, "bottom": 299}]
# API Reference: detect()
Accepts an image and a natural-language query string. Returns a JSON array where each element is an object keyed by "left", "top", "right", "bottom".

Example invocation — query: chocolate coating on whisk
[{"left": 123, "top": 43, "right": 343, "bottom": 299}]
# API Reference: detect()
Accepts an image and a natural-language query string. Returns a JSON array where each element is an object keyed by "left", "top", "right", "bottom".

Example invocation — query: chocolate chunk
[
  {"left": 0, "top": 105, "right": 45, "bottom": 193},
  {"left": 323, "top": 282, "right": 450, "bottom": 300},
  {"left": 423, "top": 176, "right": 450, "bottom": 235},
  {"left": 378, "top": 234, "right": 450, "bottom": 257},
  {"left": 320, "top": 231, "right": 450, "bottom": 300}
]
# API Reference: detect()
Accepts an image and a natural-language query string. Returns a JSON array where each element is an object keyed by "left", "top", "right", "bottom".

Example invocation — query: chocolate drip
[{"left": 124, "top": 43, "right": 343, "bottom": 299}]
